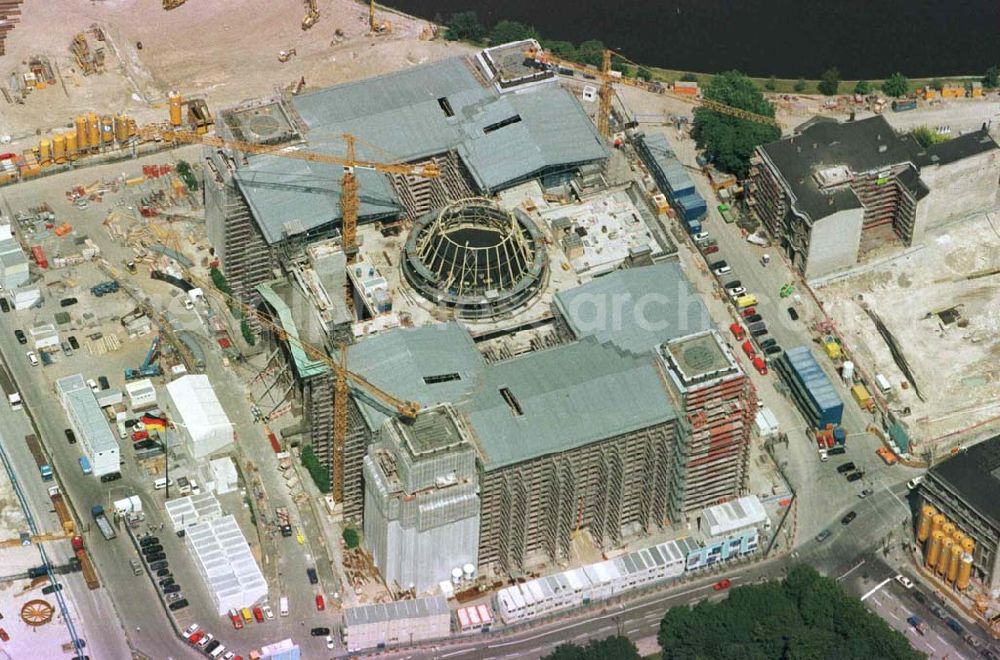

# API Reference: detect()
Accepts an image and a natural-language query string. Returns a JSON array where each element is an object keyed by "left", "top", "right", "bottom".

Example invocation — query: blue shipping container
[
  {"left": 677, "top": 192, "right": 708, "bottom": 222},
  {"left": 779, "top": 346, "right": 844, "bottom": 428}
]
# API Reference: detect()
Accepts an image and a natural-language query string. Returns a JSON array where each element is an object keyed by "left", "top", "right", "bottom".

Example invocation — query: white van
[
  {"left": 153, "top": 477, "right": 174, "bottom": 491},
  {"left": 874, "top": 373, "right": 892, "bottom": 394},
  {"left": 279, "top": 596, "right": 289, "bottom": 617}
]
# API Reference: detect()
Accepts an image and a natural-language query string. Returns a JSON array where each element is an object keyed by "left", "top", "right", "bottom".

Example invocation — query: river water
[{"left": 384, "top": 0, "right": 1000, "bottom": 79}]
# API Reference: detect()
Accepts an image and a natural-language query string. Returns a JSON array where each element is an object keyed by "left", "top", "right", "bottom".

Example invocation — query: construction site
[{"left": 0, "top": 0, "right": 998, "bottom": 656}]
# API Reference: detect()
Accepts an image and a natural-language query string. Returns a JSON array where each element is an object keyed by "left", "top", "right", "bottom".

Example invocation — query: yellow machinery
[
  {"left": 302, "top": 0, "right": 319, "bottom": 30},
  {"left": 917, "top": 504, "right": 935, "bottom": 542},
  {"left": 525, "top": 46, "right": 780, "bottom": 139},
  {"left": 162, "top": 0, "right": 187, "bottom": 9},
  {"left": 169, "top": 92, "right": 183, "bottom": 127},
  {"left": 0, "top": 532, "right": 72, "bottom": 549},
  {"left": 369, "top": 0, "right": 390, "bottom": 34},
  {"left": 926, "top": 530, "right": 943, "bottom": 568},
  {"left": 171, "top": 130, "right": 439, "bottom": 259},
  {"left": 937, "top": 537, "right": 954, "bottom": 576}
]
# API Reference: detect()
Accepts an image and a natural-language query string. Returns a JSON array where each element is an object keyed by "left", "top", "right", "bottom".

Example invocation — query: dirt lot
[
  {"left": 817, "top": 211, "right": 1000, "bottom": 452},
  {"left": 1, "top": 0, "right": 472, "bottom": 150}
]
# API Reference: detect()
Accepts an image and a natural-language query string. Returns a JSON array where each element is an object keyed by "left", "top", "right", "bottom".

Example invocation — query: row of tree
[
  {"left": 543, "top": 566, "right": 920, "bottom": 660},
  {"left": 807, "top": 67, "right": 998, "bottom": 97}
]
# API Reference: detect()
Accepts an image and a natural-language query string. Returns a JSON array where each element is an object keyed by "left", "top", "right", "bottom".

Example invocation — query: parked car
[
  {"left": 713, "top": 578, "right": 731, "bottom": 591},
  {"left": 14, "top": 329, "right": 26, "bottom": 344},
  {"left": 155, "top": 567, "right": 170, "bottom": 577},
  {"left": 198, "top": 633, "right": 214, "bottom": 649},
  {"left": 858, "top": 488, "right": 874, "bottom": 499},
  {"left": 702, "top": 244, "right": 719, "bottom": 255},
  {"left": 727, "top": 286, "right": 747, "bottom": 298},
  {"left": 306, "top": 567, "right": 318, "bottom": 585},
  {"left": 827, "top": 446, "right": 846, "bottom": 456},
  {"left": 713, "top": 264, "right": 732, "bottom": 276},
  {"left": 26, "top": 351, "right": 38, "bottom": 366},
  {"left": 261, "top": 604, "right": 274, "bottom": 620},
  {"left": 836, "top": 462, "right": 857, "bottom": 474},
  {"left": 725, "top": 280, "right": 742, "bottom": 290},
  {"left": 158, "top": 576, "right": 175, "bottom": 588},
  {"left": 68, "top": 335, "right": 80, "bottom": 350},
  {"left": 326, "top": 635, "right": 335, "bottom": 649},
  {"left": 168, "top": 599, "right": 189, "bottom": 611},
  {"left": 165, "top": 592, "right": 184, "bottom": 603},
  {"left": 145, "top": 552, "right": 166, "bottom": 563},
  {"left": 129, "top": 558, "right": 142, "bottom": 575},
  {"left": 310, "top": 627, "right": 330, "bottom": 637},
  {"left": 60, "top": 297, "right": 78, "bottom": 307},
  {"left": 0, "top": 298, "right": 8, "bottom": 313},
  {"left": 188, "top": 631, "right": 204, "bottom": 645},
  {"left": 229, "top": 609, "right": 244, "bottom": 630},
  {"left": 61, "top": 341, "right": 73, "bottom": 356},
  {"left": 693, "top": 232, "right": 710, "bottom": 243},
  {"left": 760, "top": 338, "right": 778, "bottom": 349},
  {"left": 142, "top": 544, "right": 163, "bottom": 555},
  {"left": 787, "top": 306, "right": 799, "bottom": 321},
  {"left": 912, "top": 590, "right": 927, "bottom": 605},
  {"left": 894, "top": 574, "right": 914, "bottom": 589},
  {"left": 815, "top": 529, "right": 832, "bottom": 543},
  {"left": 182, "top": 623, "right": 200, "bottom": 640},
  {"left": 846, "top": 471, "right": 864, "bottom": 482},
  {"left": 907, "top": 476, "right": 924, "bottom": 490},
  {"left": 744, "top": 314, "right": 762, "bottom": 323},
  {"left": 946, "top": 618, "right": 965, "bottom": 635},
  {"left": 97, "top": 375, "right": 109, "bottom": 389},
  {"left": 764, "top": 345, "right": 783, "bottom": 356},
  {"left": 841, "top": 511, "right": 857, "bottom": 525},
  {"left": 315, "top": 594, "right": 325, "bottom": 611},
  {"left": 65, "top": 429, "right": 76, "bottom": 444}
]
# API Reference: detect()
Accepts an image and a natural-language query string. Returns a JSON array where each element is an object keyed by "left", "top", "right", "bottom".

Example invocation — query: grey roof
[
  {"left": 554, "top": 263, "right": 712, "bottom": 355},
  {"left": 345, "top": 595, "right": 450, "bottom": 627},
  {"left": 759, "top": 115, "right": 926, "bottom": 222},
  {"left": 57, "top": 374, "right": 118, "bottom": 454},
  {"left": 347, "top": 321, "right": 676, "bottom": 470},
  {"left": 915, "top": 128, "right": 999, "bottom": 167},
  {"left": 238, "top": 57, "right": 607, "bottom": 243},
  {"left": 927, "top": 434, "right": 1000, "bottom": 529}
]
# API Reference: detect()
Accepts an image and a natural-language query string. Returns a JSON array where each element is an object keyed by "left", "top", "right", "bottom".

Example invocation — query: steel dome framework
[{"left": 402, "top": 198, "right": 547, "bottom": 319}]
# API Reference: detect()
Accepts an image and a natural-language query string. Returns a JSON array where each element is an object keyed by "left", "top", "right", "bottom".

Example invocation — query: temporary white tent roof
[
  {"left": 186, "top": 514, "right": 268, "bottom": 615},
  {"left": 166, "top": 375, "right": 233, "bottom": 458}
]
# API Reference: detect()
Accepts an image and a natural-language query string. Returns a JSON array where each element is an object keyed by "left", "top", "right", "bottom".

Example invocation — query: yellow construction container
[
  {"left": 851, "top": 384, "right": 872, "bottom": 408},
  {"left": 924, "top": 88, "right": 938, "bottom": 100},
  {"left": 948, "top": 547, "right": 962, "bottom": 582},
  {"left": 52, "top": 133, "right": 66, "bottom": 164},
  {"left": 917, "top": 504, "right": 935, "bottom": 542},
  {"left": 169, "top": 92, "right": 183, "bottom": 126},
  {"left": 957, "top": 553, "right": 974, "bottom": 590},
  {"left": 937, "top": 538, "right": 955, "bottom": 575},
  {"left": 114, "top": 113, "right": 129, "bottom": 143},
  {"left": 941, "top": 84, "right": 963, "bottom": 98},
  {"left": 823, "top": 337, "right": 842, "bottom": 359},
  {"left": 75, "top": 115, "right": 89, "bottom": 151},
  {"left": 38, "top": 138, "right": 51, "bottom": 166},
  {"left": 926, "top": 530, "right": 943, "bottom": 568},
  {"left": 125, "top": 176, "right": 145, "bottom": 186},
  {"left": 100, "top": 115, "right": 114, "bottom": 144},
  {"left": 87, "top": 112, "right": 100, "bottom": 148},
  {"left": 66, "top": 130, "right": 78, "bottom": 156},
  {"left": 971, "top": 82, "right": 983, "bottom": 98},
  {"left": 931, "top": 513, "right": 945, "bottom": 537}
]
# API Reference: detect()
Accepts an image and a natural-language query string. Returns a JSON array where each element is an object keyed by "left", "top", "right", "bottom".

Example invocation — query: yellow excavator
[
  {"left": 302, "top": 0, "right": 319, "bottom": 30},
  {"left": 369, "top": 0, "right": 391, "bottom": 35}
]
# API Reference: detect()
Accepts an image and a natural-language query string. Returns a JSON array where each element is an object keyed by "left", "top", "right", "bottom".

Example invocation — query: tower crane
[
  {"left": 524, "top": 46, "right": 781, "bottom": 137},
  {"left": 181, "top": 269, "right": 420, "bottom": 502},
  {"left": 172, "top": 130, "right": 440, "bottom": 260},
  {"left": 0, "top": 532, "right": 73, "bottom": 549},
  {"left": 369, "top": 0, "right": 390, "bottom": 34}
]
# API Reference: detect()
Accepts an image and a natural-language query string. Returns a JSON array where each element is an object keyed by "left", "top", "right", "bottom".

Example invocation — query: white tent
[
  {"left": 186, "top": 515, "right": 268, "bottom": 615},
  {"left": 166, "top": 375, "right": 233, "bottom": 459}
]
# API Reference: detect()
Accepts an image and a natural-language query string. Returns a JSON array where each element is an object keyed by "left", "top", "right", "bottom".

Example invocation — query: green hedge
[{"left": 301, "top": 445, "right": 331, "bottom": 493}]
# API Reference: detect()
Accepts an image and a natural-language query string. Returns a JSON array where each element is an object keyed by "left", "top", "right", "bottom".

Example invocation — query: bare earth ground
[
  {"left": 817, "top": 211, "right": 1000, "bottom": 451},
  {"left": 1, "top": 0, "right": 474, "bottom": 148}
]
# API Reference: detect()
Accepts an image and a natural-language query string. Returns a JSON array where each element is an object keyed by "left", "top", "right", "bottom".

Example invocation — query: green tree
[
  {"left": 300, "top": 445, "right": 331, "bottom": 493},
  {"left": 541, "top": 40, "right": 577, "bottom": 61},
  {"left": 680, "top": 72, "right": 699, "bottom": 83},
  {"left": 444, "top": 11, "right": 486, "bottom": 42},
  {"left": 636, "top": 66, "right": 653, "bottom": 82},
  {"left": 542, "top": 635, "right": 640, "bottom": 660},
  {"left": 764, "top": 75, "right": 777, "bottom": 91},
  {"left": 793, "top": 78, "right": 807, "bottom": 92},
  {"left": 912, "top": 125, "right": 948, "bottom": 148},
  {"left": 658, "top": 565, "right": 921, "bottom": 660},
  {"left": 691, "top": 70, "right": 781, "bottom": 178},
  {"left": 930, "top": 78, "right": 943, "bottom": 91},
  {"left": 854, "top": 79, "right": 872, "bottom": 95},
  {"left": 882, "top": 72, "right": 910, "bottom": 97},
  {"left": 576, "top": 39, "right": 605, "bottom": 67},
  {"left": 342, "top": 527, "right": 360, "bottom": 549},
  {"left": 240, "top": 318, "right": 256, "bottom": 346},
  {"left": 983, "top": 65, "right": 999, "bottom": 89},
  {"left": 818, "top": 66, "right": 840, "bottom": 96},
  {"left": 210, "top": 267, "right": 232, "bottom": 296},
  {"left": 489, "top": 20, "right": 536, "bottom": 45}
]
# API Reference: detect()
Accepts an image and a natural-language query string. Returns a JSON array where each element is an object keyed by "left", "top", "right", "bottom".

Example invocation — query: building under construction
[
  {"left": 350, "top": 265, "right": 756, "bottom": 585},
  {"left": 203, "top": 53, "right": 607, "bottom": 305},
  {"left": 748, "top": 115, "right": 999, "bottom": 278}
]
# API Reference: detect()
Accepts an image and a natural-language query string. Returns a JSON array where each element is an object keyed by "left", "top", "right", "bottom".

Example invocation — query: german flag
[{"left": 141, "top": 414, "right": 167, "bottom": 431}]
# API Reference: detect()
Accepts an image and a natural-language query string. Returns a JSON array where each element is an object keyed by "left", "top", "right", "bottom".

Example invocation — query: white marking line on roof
[{"left": 861, "top": 577, "right": 894, "bottom": 601}]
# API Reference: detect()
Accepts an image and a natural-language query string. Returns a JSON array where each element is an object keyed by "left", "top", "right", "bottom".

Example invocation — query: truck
[
  {"left": 25, "top": 434, "right": 52, "bottom": 481},
  {"left": 892, "top": 99, "right": 917, "bottom": 112},
  {"left": 48, "top": 486, "right": 76, "bottom": 535},
  {"left": 0, "top": 366, "right": 22, "bottom": 410},
  {"left": 90, "top": 280, "right": 120, "bottom": 297},
  {"left": 276, "top": 507, "right": 292, "bottom": 537},
  {"left": 907, "top": 615, "right": 927, "bottom": 635},
  {"left": 72, "top": 535, "right": 99, "bottom": 590},
  {"left": 91, "top": 504, "right": 117, "bottom": 540}
]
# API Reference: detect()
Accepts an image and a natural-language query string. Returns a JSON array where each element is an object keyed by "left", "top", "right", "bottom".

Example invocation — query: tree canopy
[
  {"left": 658, "top": 565, "right": 921, "bottom": 660},
  {"left": 490, "top": 20, "right": 536, "bottom": 45},
  {"left": 983, "top": 65, "right": 999, "bottom": 90},
  {"left": 882, "top": 72, "right": 910, "bottom": 97},
  {"left": 854, "top": 80, "right": 873, "bottom": 95},
  {"left": 444, "top": 11, "right": 486, "bottom": 42},
  {"left": 543, "top": 635, "right": 641, "bottom": 660},
  {"left": 691, "top": 70, "right": 781, "bottom": 178},
  {"left": 818, "top": 67, "right": 841, "bottom": 96}
]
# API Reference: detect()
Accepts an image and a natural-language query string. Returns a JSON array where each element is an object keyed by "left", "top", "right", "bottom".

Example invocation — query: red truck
[{"left": 72, "top": 535, "right": 99, "bottom": 590}]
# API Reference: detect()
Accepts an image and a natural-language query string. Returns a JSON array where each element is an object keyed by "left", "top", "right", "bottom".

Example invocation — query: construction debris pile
[{"left": 70, "top": 27, "right": 107, "bottom": 77}]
